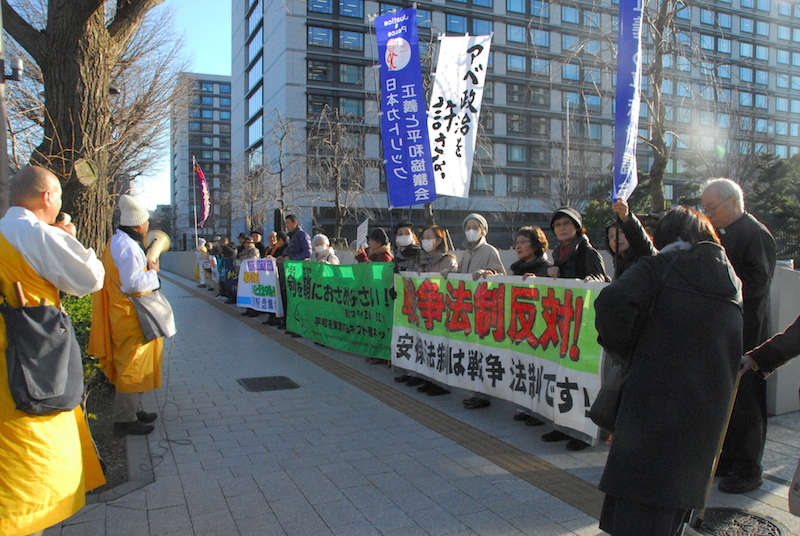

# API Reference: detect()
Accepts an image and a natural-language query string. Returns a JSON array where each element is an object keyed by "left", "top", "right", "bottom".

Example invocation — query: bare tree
[
  {"left": 3, "top": 0, "right": 175, "bottom": 251},
  {"left": 229, "top": 157, "right": 270, "bottom": 234},
  {"left": 264, "top": 109, "right": 302, "bottom": 213}
]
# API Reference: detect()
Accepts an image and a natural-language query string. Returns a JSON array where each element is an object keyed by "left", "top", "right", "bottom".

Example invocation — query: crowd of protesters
[{"left": 191, "top": 177, "right": 800, "bottom": 536}]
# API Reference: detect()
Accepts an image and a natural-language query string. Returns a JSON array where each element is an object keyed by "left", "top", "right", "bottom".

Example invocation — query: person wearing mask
[
  {"left": 0, "top": 166, "right": 106, "bottom": 536},
  {"left": 415, "top": 225, "right": 458, "bottom": 273},
  {"left": 251, "top": 230, "right": 267, "bottom": 258},
  {"left": 594, "top": 207, "right": 742, "bottom": 536},
  {"left": 312, "top": 234, "right": 340, "bottom": 264},
  {"left": 548, "top": 206, "right": 608, "bottom": 282},
  {"left": 701, "top": 178, "right": 776, "bottom": 494},
  {"left": 456, "top": 214, "right": 506, "bottom": 409},
  {"left": 606, "top": 200, "right": 657, "bottom": 280},
  {"left": 355, "top": 228, "right": 394, "bottom": 263},
  {"left": 393, "top": 221, "right": 422, "bottom": 272}
]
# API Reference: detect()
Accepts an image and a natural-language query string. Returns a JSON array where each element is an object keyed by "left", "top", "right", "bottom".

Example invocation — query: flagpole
[{"left": 192, "top": 155, "right": 199, "bottom": 249}]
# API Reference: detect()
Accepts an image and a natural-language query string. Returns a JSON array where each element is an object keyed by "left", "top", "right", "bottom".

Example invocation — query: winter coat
[
  {"left": 415, "top": 251, "right": 458, "bottom": 273},
  {"left": 313, "top": 247, "right": 340, "bottom": 264},
  {"left": 552, "top": 234, "right": 608, "bottom": 281},
  {"left": 749, "top": 314, "right": 800, "bottom": 375},
  {"left": 594, "top": 242, "right": 743, "bottom": 510},
  {"left": 509, "top": 255, "right": 552, "bottom": 277},
  {"left": 719, "top": 213, "right": 776, "bottom": 351},
  {"left": 608, "top": 213, "right": 657, "bottom": 279},
  {"left": 237, "top": 247, "right": 259, "bottom": 261},
  {"left": 355, "top": 244, "right": 393, "bottom": 263},
  {"left": 458, "top": 238, "right": 506, "bottom": 274},
  {"left": 394, "top": 244, "right": 422, "bottom": 272}
]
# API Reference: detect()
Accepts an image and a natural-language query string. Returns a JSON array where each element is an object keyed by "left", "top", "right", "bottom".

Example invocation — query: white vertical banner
[{"left": 429, "top": 35, "right": 493, "bottom": 198}]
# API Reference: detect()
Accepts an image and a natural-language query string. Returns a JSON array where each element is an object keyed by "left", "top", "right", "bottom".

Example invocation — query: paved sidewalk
[{"left": 44, "top": 274, "right": 800, "bottom": 535}]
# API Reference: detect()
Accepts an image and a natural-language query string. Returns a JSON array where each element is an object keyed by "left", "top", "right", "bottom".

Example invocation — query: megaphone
[{"left": 145, "top": 230, "right": 171, "bottom": 263}]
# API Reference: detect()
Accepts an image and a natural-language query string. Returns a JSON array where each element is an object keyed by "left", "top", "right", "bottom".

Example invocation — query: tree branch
[
  {"left": 2, "top": 1, "right": 47, "bottom": 63},
  {"left": 107, "top": 0, "right": 166, "bottom": 42}
]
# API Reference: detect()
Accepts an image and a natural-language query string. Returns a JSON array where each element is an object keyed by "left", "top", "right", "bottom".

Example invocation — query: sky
[{"left": 132, "top": 0, "right": 232, "bottom": 209}]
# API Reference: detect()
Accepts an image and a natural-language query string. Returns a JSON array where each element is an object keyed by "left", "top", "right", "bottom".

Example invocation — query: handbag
[
  {"left": 1, "top": 283, "right": 84, "bottom": 415},
  {"left": 128, "top": 288, "right": 176, "bottom": 341},
  {"left": 589, "top": 253, "right": 681, "bottom": 432}
]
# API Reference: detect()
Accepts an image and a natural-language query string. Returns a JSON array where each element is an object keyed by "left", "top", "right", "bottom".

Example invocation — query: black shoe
[
  {"left": 417, "top": 381, "right": 434, "bottom": 393},
  {"left": 394, "top": 375, "right": 411, "bottom": 383},
  {"left": 240, "top": 310, "right": 250, "bottom": 316},
  {"left": 426, "top": 385, "right": 450, "bottom": 396},
  {"left": 226, "top": 298, "right": 236, "bottom": 304},
  {"left": 715, "top": 458, "right": 733, "bottom": 478},
  {"left": 542, "top": 430, "right": 570, "bottom": 442},
  {"left": 524, "top": 416, "right": 544, "bottom": 426},
  {"left": 405, "top": 377, "right": 425, "bottom": 387},
  {"left": 246, "top": 309, "right": 260, "bottom": 317},
  {"left": 513, "top": 412, "right": 530, "bottom": 422},
  {"left": 718, "top": 473, "right": 763, "bottom": 494},
  {"left": 207, "top": 287, "right": 214, "bottom": 291},
  {"left": 136, "top": 411, "right": 158, "bottom": 423},
  {"left": 463, "top": 397, "right": 490, "bottom": 409},
  {"left": 196, "top": 284, "right": 206, "bottom": 288},
  {"left": 115, "top": 421, "right": 154, "bottom": 436},
  {"left": 566, "top": 439, "right": 590, "bottom": 451},
  {"left": 285, "top": 330, "right": 301, "bottom": 338},
  {"left": 277, "top": 321, "right": 286, "bottom": 330}
]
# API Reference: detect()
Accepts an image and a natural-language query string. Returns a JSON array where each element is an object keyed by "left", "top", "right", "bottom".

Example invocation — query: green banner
[{"left": 285, "top": 261, "right": 394, "bottom": 359}]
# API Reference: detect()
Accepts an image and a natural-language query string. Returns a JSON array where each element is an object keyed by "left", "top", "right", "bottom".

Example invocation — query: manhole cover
[
  {"left": 694, "top": 507, "right": 787, "bottom": 536},
  {"left": 237, "top": 376, "right": 300, "bottom": 392}
]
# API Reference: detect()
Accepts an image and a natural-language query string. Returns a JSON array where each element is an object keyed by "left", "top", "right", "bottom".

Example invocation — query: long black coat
[{"left": 594, "top": 242, "right": 743, "bottom": 510}]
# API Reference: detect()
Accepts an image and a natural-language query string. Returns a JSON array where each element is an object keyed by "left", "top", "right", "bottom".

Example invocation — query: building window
[
  {"left": 189, "top": 122, "right": 201, "bottom": 131},
  {"left": 220, "top": 97, "right": 231, "bottom": 107},
  {"left": 531, "top": 0, "right": 549, "bottom": 17},
  {"left": 248, "top": 27, "right": 262, "bottom": 63},
  {"left": 562, "top": 64, "right": 580, "bottom": 81},
  {"left": 507, "top": 54, "right": 526, "bottom": 72},
  {"left": 340, "top": 97, "right": 364, "bottom": 117},
  {"left": 248, "top": 56, "right": 263, "bottom": 91},
  {"left": 201, "top": 82, "right": 214, "bottom": 92},
  {"left": 473, "top": 19, "right": 492, "bottom": 34},
  {"left": 417, "top": 9, "right": 432, "bottom": 28},
  {"left": 247, "top": 86, "right": 263, "bottom": 118},
  {"left": 507, "top": 24, "right": 526, "bottom": 43},
  {"left": 308, "top": 26, "right": 333, "bottom": 47},
  {"left": 755, "top": 45, "right": 769, "bottom": 60},
  {"left": 447, "top": 14, "right": 467, "bottom": 33},
  {"left": 740, "top": 17, "right": 753, "bottom": 32},
  {"left": 339, "top": 64, "right": 363, "bottom": 84},
  {"left": 508, "top": 145, "right": 526, "bottom": 162},
  {"left": 309, "top": 0, "right": 333, "bottom": 13},
  {"left": 778, "top": 25, "right": 790, "bottom": 39},
  {"left": 530, "top": 29, "right": 549, "bottom": 47},
  {"left": 339, "top": 0, "right": 363, "bottom": 17},
  {"left": 470, "top": 174, "right": 494, "bottom": 195},
  {"left": 308, "top": 95, "right": 333, "bottom": 115},
  {"left": 778, "top": 74, "right": 789, "bottom": 88},
  {"left": 531, "top": 86, "right": 549, "bottom": 106},
  {"left": 740, "top": 42, "right": 753, "bottom": 57},
  {"left": 740, "top": 66, "right": 753, "bottom": 82},
  {"left": 507, "top": 113, "right": 525, "bottom": 132},
  {"left": 201, "top": 109, "right": 213, "bottom": 119},
  {"left": 507, "top": 83, "right": 526, "bottom": 103},
  {"left": 777, "top": 49, "right": 790, "bottom": 63},
  {"left": 531, "top": 58, "right": 549, "bottom": 74},
  {"left": 561, "top": 5, "right": 579, "bottom": 23},
  {"left": 756, "top": 21, "right": 769, "bottom": 36},
  {"left": 308, "top": 60, "right": 333, "bottom": 82},
  {"left": 561, "top": 34, "right": 580, "bottom": 52},
  {"left": 473, "top": 0, "right": 493, "bottom": 7},
  {"left": 201, "top": 123, "right": 213, "bottom": 132},
  {"left": 247, "top": 0, "right": 263, "bottom": 34},
  {"left": 339, "top": 30, "right": 364, "bottom": 51},
  {"left": 779, "top": 1, "right": 792, "bottom": 14},
  {"left": 507, "top": 0, "right": 524, "bottom": 12}
]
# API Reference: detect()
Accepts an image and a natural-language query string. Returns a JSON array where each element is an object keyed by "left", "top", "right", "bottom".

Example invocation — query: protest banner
[
  {"left": 392, "top": 273, "right": 607, "bottom": 440},
  {"left": 284, "top": 261, "right": 395, "bottom": 359},
  {"left": 222, "top": 257, "right": 238, "bottom": 298},
  {"left": 235, "top": 258, "right": 284, "bottom": 314}
]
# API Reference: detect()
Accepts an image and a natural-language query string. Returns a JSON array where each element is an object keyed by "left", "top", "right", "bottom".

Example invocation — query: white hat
[{"left": 118, "top": 194, "right": 150, "bottom": 227}]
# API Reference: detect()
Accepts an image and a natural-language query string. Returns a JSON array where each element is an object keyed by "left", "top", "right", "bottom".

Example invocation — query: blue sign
[
  {"left": 612, "top": 0, "right": 644, "bottom": 201},
  {"left": 375, "top": 8, "right": 436, "bottom": 207}
]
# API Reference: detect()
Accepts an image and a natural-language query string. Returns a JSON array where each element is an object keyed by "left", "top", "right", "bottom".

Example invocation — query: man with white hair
[{"left": 700, "top": 177, "right": 776, "bottom": 494}]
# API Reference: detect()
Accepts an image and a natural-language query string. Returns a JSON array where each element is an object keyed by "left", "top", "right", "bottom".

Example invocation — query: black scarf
[{"left": 118, "top": 226, "right": 146, "bottom": 252}]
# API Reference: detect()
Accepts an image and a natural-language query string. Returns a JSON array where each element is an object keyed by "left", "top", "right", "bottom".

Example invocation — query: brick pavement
[{"left": 42, "top": 274, "right": 800, "bottom": 536}]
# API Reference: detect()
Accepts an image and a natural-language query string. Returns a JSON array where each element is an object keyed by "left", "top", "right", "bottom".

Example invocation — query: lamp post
[{"left": 0, "top": 7, "right": 24, "bottom": 215}]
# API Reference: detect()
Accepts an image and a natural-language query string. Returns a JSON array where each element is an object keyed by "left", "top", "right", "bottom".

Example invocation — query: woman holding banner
[
  {"left": 594, "top": 207, "right": 742, "bottom": 536},
  {"left": 416, "top": 225, "right": 458, "bottom": 274},
  {"left": 312, "top": 234, "right": 340, "bottom": 264},
  {"left": 392, "top": 221, "right": 422, "bottom": 272},
  {"left": 356, "top": 228, "right": 394, "bottom": 263}
]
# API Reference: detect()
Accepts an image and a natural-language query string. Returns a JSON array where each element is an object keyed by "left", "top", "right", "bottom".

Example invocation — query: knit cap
[
  {"left": 550, "top": 207, "right": 582, "bottom": 231},
  {"left": 462, "top": 213, "right": 488, "bottom": 234},
  {"left": 118, "top": 194, "right": 150, "bottom": 227}
]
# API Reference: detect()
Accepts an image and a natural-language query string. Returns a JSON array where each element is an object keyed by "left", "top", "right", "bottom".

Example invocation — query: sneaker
[
  {"left": 542, "top": 430, "right": 570, "bottom": 442},
  {"left": 566, "top": 439, "right": 590, "bottom": 451},
  {"left": 718, "top": 473, "right": 763, "bottom": 494},
  {"left": 114, "top": 421, "right": 154, "bottom": 436},
  {"left": 136, "top": 410, "right": 158, "bottom": 423}
]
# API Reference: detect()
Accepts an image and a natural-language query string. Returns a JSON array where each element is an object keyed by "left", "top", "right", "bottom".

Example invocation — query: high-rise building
[
  {"left": 233, "top": 0, "right": 798, "bottom": 246},
  {"left": 171, "top": 73, "right": 233, "bottom": 250}
]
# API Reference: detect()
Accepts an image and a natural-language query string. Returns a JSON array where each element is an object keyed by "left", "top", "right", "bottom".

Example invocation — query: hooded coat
[
  {"left": 595, "top": 242, "right": 743, "bottom": 510},
  {"left": 552, "top": 234, "right": 608, "bottom": 281}
]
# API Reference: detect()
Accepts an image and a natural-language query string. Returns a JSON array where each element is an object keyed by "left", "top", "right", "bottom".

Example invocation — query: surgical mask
[
  {"left": 396, "top": 235, "right": 414, "bottom": 247},
  {"left": 465, "top": 229, "right": 482, "bottom": 243},
  {"left": 422, "top": 239, "right": 437, "bottom": 252},
  {"left": 314, "top": 245, "right": 327, "bottom": 254}
]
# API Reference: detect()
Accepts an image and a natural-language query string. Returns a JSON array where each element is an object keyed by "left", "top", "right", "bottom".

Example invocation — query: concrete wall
[{"left": 161, "top": 250, "right": 800, "bottom": 415}]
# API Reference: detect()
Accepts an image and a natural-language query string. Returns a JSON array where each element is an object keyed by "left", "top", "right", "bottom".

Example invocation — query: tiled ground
[{"left": 43, "top": 274, "right": 800, "bottom": 536}]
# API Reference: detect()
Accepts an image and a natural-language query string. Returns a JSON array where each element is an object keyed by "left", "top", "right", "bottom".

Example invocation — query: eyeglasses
[
  {"left": 701, "top": 195, "right": 733, "bottom": 215},
  {"left": 514, "top": 239, "right": 531, "bottom": 246}
]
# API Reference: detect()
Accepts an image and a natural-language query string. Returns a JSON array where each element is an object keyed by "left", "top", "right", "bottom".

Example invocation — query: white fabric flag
[{"left": 429, "top": 34, "right": 493, "bottom": 198}]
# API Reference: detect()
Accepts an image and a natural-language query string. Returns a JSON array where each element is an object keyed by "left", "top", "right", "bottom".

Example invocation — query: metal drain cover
[
  {"left": 694, "top": 508, "right": 787, "bottom": 536},
  {"left": 237, "top": 376, "right": 300, "bottom": 392}
]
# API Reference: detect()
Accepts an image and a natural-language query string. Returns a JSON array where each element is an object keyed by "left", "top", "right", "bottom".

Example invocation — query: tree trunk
[{"left": 646, "top": 0, "right": 670, "bottom": 217}]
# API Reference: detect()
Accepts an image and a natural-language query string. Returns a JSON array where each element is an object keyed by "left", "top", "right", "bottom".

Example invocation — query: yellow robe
[
  {"left": 89, "top": 243, "right": 163, "bottom": 393},
  {"left": 0, "top": 233, "right": 105, "bottom": 536}
]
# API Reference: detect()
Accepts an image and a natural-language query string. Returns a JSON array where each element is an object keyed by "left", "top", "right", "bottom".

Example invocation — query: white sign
[
  {"left": 429, "top": 35, "right": 493, "bottom": 198},
  {"left": 236, "top": 258, "right": 284, "bottom": 314},
  {"left": 357, "top": 218, "right": 369, "bottom": 249}
]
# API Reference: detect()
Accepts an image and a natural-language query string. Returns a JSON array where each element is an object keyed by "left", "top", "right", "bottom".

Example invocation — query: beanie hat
[
  {"left": 118, "top": 194, "right": 150, "bottom": 227},
  {"left": 550, "top": 206, "right": 582, "bottom": 231},
  {"left": 369, "top": 227, "right": 389, "bottom": 245},
  {"left": 462, "top": 213, "right": 488, "bottom": 234}
]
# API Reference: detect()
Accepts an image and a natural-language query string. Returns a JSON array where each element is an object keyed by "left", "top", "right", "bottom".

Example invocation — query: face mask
[
  {"left": 465, "top": 229, "right": 482, "bottom": 243},
  {"left": 396, "top": 235, "right": 414, "bottom": 247},
  {"left": 314, "top": 245, "right": 327, "bottom": 254},
  {"left": 422, "top": 239, "right": 437, "bottom": 252}
]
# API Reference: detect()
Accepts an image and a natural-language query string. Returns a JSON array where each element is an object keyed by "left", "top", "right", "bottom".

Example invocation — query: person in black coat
[
  {"left": 594, "top": 207, "right": 743, "bottom": 536},
  {"left": 548, "top": 207, "right": 608, "bottom": 282},
  {"left": 740, "top": 314, "right": 800, "bottom": 378},
  {"left": 510, "top": 226, "right": 552, "bottom": 278},
  {"left": 392, "top": 221, "right": 422, "bottom": 272},
  {"left": 606, "top": 199, "right": 657, "bottom": 280},
  {"left": 701, "top": 178, "right": 776, "bottom": 494}
]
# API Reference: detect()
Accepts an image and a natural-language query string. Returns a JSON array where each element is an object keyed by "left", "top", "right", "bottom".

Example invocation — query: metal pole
[
  {"left": 192, "top": 156, "right": 198, "bottom": 248},
  {"left": 0, "top": 7, "right": 10, "bottom": 215}
]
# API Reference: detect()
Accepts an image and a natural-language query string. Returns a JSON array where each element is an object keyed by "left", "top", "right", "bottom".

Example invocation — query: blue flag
[
  {"left": 612, "top": 0, "right": 644, "bottom": 201},
  {"left": 375, "top": 8, "right": 436, "bottom": 207}
]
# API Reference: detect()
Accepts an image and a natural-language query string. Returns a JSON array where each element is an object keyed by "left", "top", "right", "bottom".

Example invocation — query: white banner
[
  {"left": 236, "top": 258, "right": 284, "bottom": 314},
  {"left": 429, "top": 35, "right": 492, "bottom": 198}
]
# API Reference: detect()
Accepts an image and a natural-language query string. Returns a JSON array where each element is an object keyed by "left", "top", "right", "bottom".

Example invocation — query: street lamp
[{"left": 0, "top": 6, "right": 25, "bottom": 214}]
